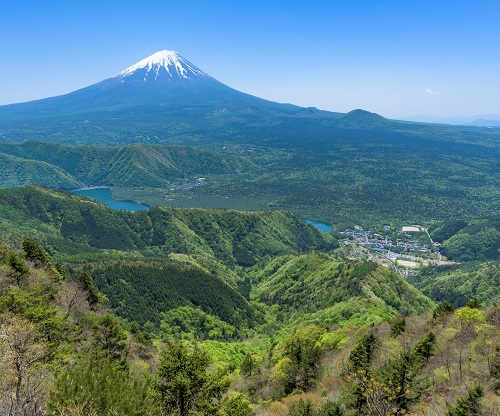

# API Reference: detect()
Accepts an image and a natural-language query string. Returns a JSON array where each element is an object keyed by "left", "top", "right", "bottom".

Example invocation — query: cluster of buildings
[
  {"left": 340, "top": 226, "right": 433, "bottom": 254},
  {"left": 169, "top": 177, "right": 207, "bottom": 192}
]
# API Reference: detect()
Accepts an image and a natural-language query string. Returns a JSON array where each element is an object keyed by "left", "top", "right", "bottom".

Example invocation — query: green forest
[
  {"left": 1, "top": 188, "right": 500, "bottom": 414},
  {"left": 1, "top": 121, "right": 500, "bottom": 227},
  {"left": 2, "top": 234, "right": 500, "bottom": 415}
]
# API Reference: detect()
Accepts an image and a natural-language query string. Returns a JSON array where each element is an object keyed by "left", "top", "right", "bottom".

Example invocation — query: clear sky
[{"left": 1, "top": 0, "right": 499, "bottom": 120}]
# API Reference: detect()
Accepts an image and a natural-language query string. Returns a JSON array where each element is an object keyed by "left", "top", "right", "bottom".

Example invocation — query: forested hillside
[
  {"left": 0, "top": 141, "right": 255, "bottom": 189},
  {"left": 250, "top": 252, "right": 433, "bottom": 328},
  {"left": 429, "top": 217, "right": 500, "bottom": 261},
  {"left": 0, "top": 186, "right": 335, "bottom": 265},
  {"left": 409, "top": 261, "right": 500, "bottom": 308},
  {"left": 2, "top": 238, "right": 500, "bottom": 415}
]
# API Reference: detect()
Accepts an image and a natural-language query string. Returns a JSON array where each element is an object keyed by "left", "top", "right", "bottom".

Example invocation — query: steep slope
[
  {"left": 429, "top": 217, "right": 500, "bottom": 261},
  {"left": 84, "top": 255, "right": 258, "bottom": 333},
  {"left": 0, "top": 152, "right": 81, "bottom": 189},
  {"left": 250, "top": 252, "right": 433, "bottom": 327},
  {"left": 0, "top": 186, "right": 336, "bottom": 265},
  {"left": 409, "top": 261, "right": 500, "bottom": 307},
  {"left": 0, "top": 141, "right": 256, "bottom": 189}
]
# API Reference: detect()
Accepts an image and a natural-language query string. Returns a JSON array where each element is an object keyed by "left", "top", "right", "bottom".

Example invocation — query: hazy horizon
[{"left": 1, "top": 0, "right": 499, "bottom": 121}]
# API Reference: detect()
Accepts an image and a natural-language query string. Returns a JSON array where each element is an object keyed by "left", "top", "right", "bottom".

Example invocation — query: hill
[
  {"left": 409, "top": 260, "right": 500, "bottom": 307},
  {"left": 0, "top": 141, "right": 256, "bottom": 189},
  {"left": 429, "top": 217, "right": 500, "bottom": 261},
  {"left": 250, "top": 252, "right": 433, "bottom": 328},
  {"left": 0, "top": 186, "right": 336, "bottom": 265}
]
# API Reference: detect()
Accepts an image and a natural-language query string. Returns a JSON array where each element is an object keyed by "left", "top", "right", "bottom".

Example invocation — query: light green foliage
[
  {"left": 252, "top": 253, "right": 433, "bottom": 328},
  {"left": 47, "top": 356, "right": 155, "bottom": 416},
  {"left": 160, "top": 305, "right": 238, "bottom": 340},
  {"left": 411, "top": 261, "right": 500, "bottom": 308},
  {"left": 155, "top": 340, "right": 230, "bottom": 416},
  {"left": 220, "top": 392, "right": 255, "bottom": 416},
  {"left": 274, "top": 325, "right": 326, "bottom": 394},
  {"left": 455, "top": 307, "right": 486, "bottom": 328}
]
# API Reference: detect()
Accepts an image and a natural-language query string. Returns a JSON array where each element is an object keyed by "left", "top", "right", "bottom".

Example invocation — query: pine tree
[
  {"left": 78, "top": 271, "right": 100, "bottom": 306},
  {"left": 156, "top": 340, "right": 230, "bottom": 416},
  {"left": 446, "top": 384, "right": 484, "bottom": 416},
  {"left": 22, "top": 238, "right": 51, "bottom": 267}
]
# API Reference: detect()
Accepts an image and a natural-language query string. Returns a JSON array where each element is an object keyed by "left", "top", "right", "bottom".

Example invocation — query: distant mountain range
[
  {"left": 1, "top": 50, "right": 500, "bottom": 226},
  {"left": 401, "top": 114, "right": 500, "bottom": 126}
]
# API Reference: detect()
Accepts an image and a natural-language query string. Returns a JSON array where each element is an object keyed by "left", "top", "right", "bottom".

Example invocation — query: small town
[{"left": 339, "top": 224, "right": 445, "bottom": 277}]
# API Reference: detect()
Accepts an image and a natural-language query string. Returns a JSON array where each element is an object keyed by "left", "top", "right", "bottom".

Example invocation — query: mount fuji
[{"left": 0, "top": 50, "right": 312, "bottom": 121}]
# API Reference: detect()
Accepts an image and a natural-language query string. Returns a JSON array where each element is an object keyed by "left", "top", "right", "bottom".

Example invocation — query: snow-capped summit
[
  {"left": 116, "top": 50, "right": 210, "bottom": 82},
  {"left": 0, "top": 49, "right": 302, "bottom": 123}
]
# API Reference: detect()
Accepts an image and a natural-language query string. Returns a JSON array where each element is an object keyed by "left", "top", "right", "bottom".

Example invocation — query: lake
[
  {"left": 304, "top": 219, "right": 332, "bottom": 233},
  {"left": 72, "top": 187, "right": 149, "bottom": 211}
]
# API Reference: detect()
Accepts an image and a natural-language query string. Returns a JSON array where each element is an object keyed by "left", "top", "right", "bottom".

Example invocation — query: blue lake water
[
  {"left": 304, "top": 219, "right": 332, "bottom": 233},
  {"left": 72, "top": 187, "right": 149, "bottom": 211}
]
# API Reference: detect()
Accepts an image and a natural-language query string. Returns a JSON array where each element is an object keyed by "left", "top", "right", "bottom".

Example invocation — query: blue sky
[{"left": 1, "top": 0, "right": 499, "bottom": 119}]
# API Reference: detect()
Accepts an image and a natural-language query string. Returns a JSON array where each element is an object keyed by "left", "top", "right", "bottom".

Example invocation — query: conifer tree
[
  {"left": 78, "top": 271, "right": 100, "bottom": 306},
  {"left": 446, "top": 385, "right": 484, "bottom": 416},
  {"left": 22, "top": 238, "right": 51, "bottom": 267},
  {"left": 156, "top": 340, "right": 230, "bottom": 416}
]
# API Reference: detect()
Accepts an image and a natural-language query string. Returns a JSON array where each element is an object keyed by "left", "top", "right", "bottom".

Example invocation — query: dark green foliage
[
  {"left": 380, "top": 350, "right": 429, "bottom": 412},
  {"left": 155, "top": 340, "right": 230, "bottom": 416},
  {"left": 429, "top": 220, "right": 468, "bottom": 243},
  {"left": 466, "top": 298, "right": 482, "bottom": 309},
  {"left": 413, "top": 331, "right": 437, "bottom": 363},
  {"left": 411, "top": 262, "right": 500, "bottom": 308},
  {"left": 289, "top": 399, "right": 317, "bottom": 416},
  {"left": 434, "top": 217, "right": 500, "bottom": 262},
  {"left": 47, "top": 356, "right": 155, "bottom": 416},
  {"left": 280, "top": 325, "right": 326, "bottom": 393},
  {"left": 8, "top": 253, "right": 29, "bottom": 285},
  {"left": 390, "top": 317, "right": 406, "bottom": 337},
  {"left": 446, "top": 384, "right": 484, "bottom": 416},
  {"left": 0, "top": 186, "right": 335, "bottom": 266},
  {"left": 22, "top": 238, "right": 51, "bottom": 267},
  {"left": 0, "top": 141, "right": 255, "bottom": 189},
  {"left": 433, "top": 302, "right": 455, "bottom": 320},
  {"left": 53, "top": 262, "right": 66, "bottom": 280},
  {"left": 240, "top": 354, "right": 256, "bottom": 377},
  {"left": 78, "top": 271, "right": 100, "bottom": 306},
  {"left": 89, "top": 259, "right": 256, "bottom": 336},
  {"left": 92, "top": 313, "right": 128, "bottom": 361},
  {"left": 349, "top": 333, "right": 379, "bottom": 372},
  {"left": 319, "top": 402, "right": 345, "bottom": 416},
  {"left": 2, "top": 106, "right": 500, "bottom": 227}
]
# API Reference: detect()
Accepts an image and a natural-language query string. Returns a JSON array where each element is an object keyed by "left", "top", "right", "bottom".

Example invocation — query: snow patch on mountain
[{"left": 116, "top": 50, "right": 209, "bottom": 80}]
